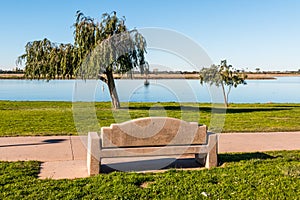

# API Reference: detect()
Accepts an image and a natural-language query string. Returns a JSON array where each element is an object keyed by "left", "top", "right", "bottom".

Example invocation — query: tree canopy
[{"left": 17, "top": 39, "right": 76, "bottom": 80}]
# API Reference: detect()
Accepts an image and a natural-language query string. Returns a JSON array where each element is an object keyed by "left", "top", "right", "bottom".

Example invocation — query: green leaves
[
  {"left": 199, "top": 64, "right": 222, "bottom": 86},
  {"left": 17, "top": 40, "right": 76, "bottom": 80},
  {"left": 74, "top": 11, "right": 147, "bottom": 79}
]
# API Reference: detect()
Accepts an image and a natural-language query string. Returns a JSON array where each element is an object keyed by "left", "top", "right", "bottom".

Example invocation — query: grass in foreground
[
  {"left": 0, "top": 150, "right": 299, "bottom": 199},
  {"left": 0, "top": 101, "right": 300, "bottom": 136}
]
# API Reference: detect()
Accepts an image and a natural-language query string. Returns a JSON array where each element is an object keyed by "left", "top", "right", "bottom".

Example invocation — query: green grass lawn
[
  {"left": 0, "top": 150, "right": 299, "bottom": 199},
  {"left": 1, "top": 101, "right": 299, "bottom": 198},
  {"left": 0, "top": 101, "right": 300, "bottom": 136}
]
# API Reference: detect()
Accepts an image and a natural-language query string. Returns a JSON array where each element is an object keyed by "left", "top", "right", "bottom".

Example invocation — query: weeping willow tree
[
  {"left": 73, "top": 11, "right": 147, "bottom": 109},
  {"left": 17, "top": 11, "right": 147, "bottom": 109}
]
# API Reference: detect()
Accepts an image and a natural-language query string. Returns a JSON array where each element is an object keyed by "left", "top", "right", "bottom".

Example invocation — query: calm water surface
[{"left": 0, "top": 77, "right": 299, "bottom": 103}]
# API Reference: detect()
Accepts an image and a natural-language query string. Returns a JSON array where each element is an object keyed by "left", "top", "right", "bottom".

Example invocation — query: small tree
[{"left": 199, "top": 60, "right": 247, "bottom": 107}]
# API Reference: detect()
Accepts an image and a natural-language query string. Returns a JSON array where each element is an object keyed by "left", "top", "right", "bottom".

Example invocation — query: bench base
[{"left": 87, "top": 132, "right": 218, "bottom": 175}]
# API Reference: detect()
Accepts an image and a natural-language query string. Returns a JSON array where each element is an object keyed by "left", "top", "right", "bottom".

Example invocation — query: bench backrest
[{"left": 101, "top": 117, "right": 206, "bottom": 148}]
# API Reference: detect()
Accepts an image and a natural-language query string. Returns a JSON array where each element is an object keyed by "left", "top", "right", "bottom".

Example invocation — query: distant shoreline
[
  {"left": 0, "top": 73, "right": 300, "bottom": 80},
  {"left": 0, "top": 73, "right": 24, "bottom": 79},
  {"left": 245, "top": 73, "right": 300, "bottom": 80}
]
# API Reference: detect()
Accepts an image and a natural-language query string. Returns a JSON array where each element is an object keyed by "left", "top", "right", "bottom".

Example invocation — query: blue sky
[{"left": 0, "top": 0, "right": 300, "bottom": 71}]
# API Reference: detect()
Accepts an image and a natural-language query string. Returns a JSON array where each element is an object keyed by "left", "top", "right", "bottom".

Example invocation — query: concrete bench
[{"left": 87, "top": 117, "right": 218, "bottom": 175}]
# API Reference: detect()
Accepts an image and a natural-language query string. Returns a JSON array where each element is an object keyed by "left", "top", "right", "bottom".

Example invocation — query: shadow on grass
[
  {"left": 99, "top": 152, "right": 276, "bottom": 174},
  {"left": 218, "top": 152, "right": 275, "bottom": 165},
  {"left": 126, "top": 105, "right": 291, "bottom": 114},
  {"left": 265, "top": 104, "right": 300, "bottom": 108},
  {"left": 100, "top": 157, "right": 202, "bottom": 174},
  {"left": 224, "top": 107, "right": 291, "bottom": 114}
]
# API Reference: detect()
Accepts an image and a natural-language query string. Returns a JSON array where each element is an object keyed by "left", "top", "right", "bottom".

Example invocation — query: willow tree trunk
[{"left": 106, "top": 70, "right": 120, "bottom": 109}]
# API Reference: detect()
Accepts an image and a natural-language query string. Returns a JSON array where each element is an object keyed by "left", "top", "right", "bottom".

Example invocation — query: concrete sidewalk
[{"left": 0, "top": 132, "right": 299, "bottom": 179}]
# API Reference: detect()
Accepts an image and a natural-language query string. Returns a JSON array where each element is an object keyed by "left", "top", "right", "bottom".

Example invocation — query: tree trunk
[
  {"left": 106, "top": 70, "right": 120, "bottom": 109},
  {"left": 226, "top": 86, "right": 232, "bottom": 107},
  {"left": 221, "top": 83, "right": 228, "bottom": 107}
]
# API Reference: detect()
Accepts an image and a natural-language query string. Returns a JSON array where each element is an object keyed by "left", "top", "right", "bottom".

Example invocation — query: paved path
[{"left": 0, "top": 132, "right": 299, "bottom": 179}]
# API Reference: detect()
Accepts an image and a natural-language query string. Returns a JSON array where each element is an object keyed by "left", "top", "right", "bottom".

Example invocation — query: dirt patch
[{"left": 140, "top": 181, "right": 155, "bottom": 189}]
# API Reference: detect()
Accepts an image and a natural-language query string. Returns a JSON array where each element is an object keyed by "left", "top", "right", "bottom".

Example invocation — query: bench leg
[
  {"left": 87, "top": 132, "right": 101, "bottom": 176},
  {"left": 205, "top": 142, "right": 218, "bottom": 168},
  {"left": 195, "top": 134, "right": 218, "bottom": 168},
  {"left": 88, "top": 154, "right": 100, "bottom": 175}
]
